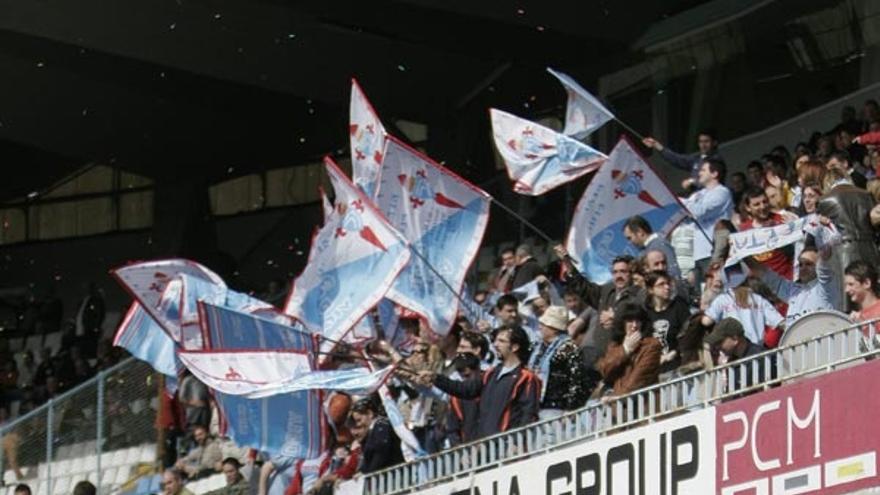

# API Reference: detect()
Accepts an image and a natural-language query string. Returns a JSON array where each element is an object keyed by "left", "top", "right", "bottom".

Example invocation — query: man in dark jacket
[
  {"left": 817, "top": 168, "right": 879, "bottom": 310},
  {"left": 444, "top": 353, "right": 481, "bottom": 447},
  {"left": 510, "top": 244, "right": 545, "bottom": 290},
  {"left": 351, "top": 398, "right": 404, "bottom": 474},
  {"left": 641, "top": 130, "right": 723, "bottom": 188},
  {"left": 421, "top": 325, "right": 540, "bottom": 440}
]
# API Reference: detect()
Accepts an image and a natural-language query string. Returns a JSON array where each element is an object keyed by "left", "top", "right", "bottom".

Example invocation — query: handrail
[
  {"left": 362, "top": 318, "right": 880, "bottom": 494},
  {"left": 0, "top": 356, "right": 138, "bottom": 435}
]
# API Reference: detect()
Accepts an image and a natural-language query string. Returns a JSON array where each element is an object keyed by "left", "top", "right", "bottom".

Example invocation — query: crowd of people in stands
[{"left": 6, "top": 99, "right": 880, "bottom": 495}]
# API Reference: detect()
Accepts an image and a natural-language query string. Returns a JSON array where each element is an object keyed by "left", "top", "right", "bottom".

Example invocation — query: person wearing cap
[
  {"left": 528, "top": 306, "right": 592, "bottom": 419},
  {"left": 704, "top": 318, "right": 775, "bottom": 391}
]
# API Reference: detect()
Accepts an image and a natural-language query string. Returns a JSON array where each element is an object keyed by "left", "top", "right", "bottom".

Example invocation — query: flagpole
[
  {"left": 614, "top": 118, "right": 646, "bottom": 142},
  {"left": 489, "top": 196, "right": 555, "bottom": 245}
]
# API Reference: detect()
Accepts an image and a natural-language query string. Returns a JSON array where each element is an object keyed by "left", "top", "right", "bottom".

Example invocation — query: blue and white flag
[
  {"left": 195, "top": 301, "right": 325, "bottom": 457},
  {"left": 112, "top": 259, "right": 226, "bottom": 346},
  {"left": 284, "top": 157, "right": 410, "bottom": 355},
  {"left": 547, "top": 67, "right": 615, "bottom": 139},
  {"left": 376, "top": 136, "right": 491, "bottom": 335},
  {"left": 200, "top": 302, "right": 313, "bottom": 351},
  {"left": 113, "top": 302, "right": 182, "bottom": 377},
  {"left": 566, "top": 138, "right": 687, "bottom": 284},
  {"left": 243, "top": 366, "right": 394, "bottom": 399},
  {"left": 350, "top": 79, "right": 387, "bottom": 198},
  {"left": 490, "top": 109, "right": 607, "bottom": 195}
]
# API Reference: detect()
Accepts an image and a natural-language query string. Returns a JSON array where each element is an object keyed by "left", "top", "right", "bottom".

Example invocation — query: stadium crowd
[{"left": 5, "top": 99, "right": 880, "bottom": 495}]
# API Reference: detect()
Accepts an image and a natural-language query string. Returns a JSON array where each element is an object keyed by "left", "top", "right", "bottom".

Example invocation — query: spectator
[
  {"left": 443, "top": 353, "right": 481, "bottom": 447},
  {"left": 817, "top": 167, "right": 880, "bottom": 310},
  {"left": 643, "top": 271, "right": 690, "bottom": 373},
  {"left": 510, "top": 245, "right": 544, "bottom": 290},
  {"left": 491, "top": 248, "right": 517, "bottom": 293},
  {"left": 162, "top": 469, "right": 193, "bottom": 495},
  {"left": 555, "top": 246, "right": 642, "bottom": 336},
  {"left": 681, "top": 159, "right": 734, "bottom": 288},
  {"left": 13, "top": 485, "right": 30, "bottom": 495},
  {"left": 623, "top": 215, "right": 681, "bottom": 279},
  {"left": 74, "top": 281, "right": 105, "bottom": 358},
  {"left": 739, "top": 188, "right": 795, "bottom": 280},
  {"left": 844, "top": 261, "right": 880, "bottom": 324},
  {"left": 456, "top": 331, "right": 489, "bottom": 367},
  {"left": 825, "top": 150, "right": 867, "bottom": 189},
  {"left": 423, "top": 325, "right": 539, "bottom": 440},
  {"left": 175, "top": 425, "right": 222, "bottom": 480},
  {"left": 799, "top": 182, "right": 823, "bottom": 216},
  {"left": 746, "top": 161, "right": 765, "bottom": 188},
  {"left": 701, "top": 273, "right": 784, "bottom": 348},
  {"left": 477, "top": 294, "right": 519, "bottom": 335},
  {"left": 178, "top": 371, "right": 211, "bottom": 431},
  {"left": 641, "top": 129, "right": 722, "bottom": 186},
  {"left": 350, "top": 398, "right": 404, "bottom": 474},
  {"left": 72, "top": 481, "right": 96, "bottom": 495},
  {"left": 205, "top": 458, "right": 250, "bottom": 495},
  {"left": 596, "top": 304, "right": 662, "bottom": 397},
  {"left": 704, "top": 318, "right": 774, "bottom": 389},
  {"left": 16, "top": 351, "right": 35, "bottom": 389},
  {"left": 729, "top": 171, "right": 747, "bottom": 206},
  {"left": 747, "top": 245, "right": 839, "bottom": 327},
  {"left": 528, "top": 306, "right": 591, "bottom": 418}
]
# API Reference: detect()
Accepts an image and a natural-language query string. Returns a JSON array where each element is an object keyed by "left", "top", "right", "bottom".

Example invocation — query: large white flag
[
  {"left": 490, "top": 108, "right": 607, "bottom": 195},
  {"left": 350, "top": 79, "right": 387, "bottom": 198},
  {"left": 376, "top": 136, "right": 491, "bottom": 335},
  {"left": 547, "top": 67, "right": 615, "bottom": 139},
  {"left": 284, "top": 158, "right": 410, "bottom": 354},
  {"left": 567, "top": 138, "right": 687, "bottom": 284}
]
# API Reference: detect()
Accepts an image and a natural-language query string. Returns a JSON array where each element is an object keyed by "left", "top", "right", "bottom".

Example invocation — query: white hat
[{"left": 538, "top": 306, "right": 569, "bottom": 331}]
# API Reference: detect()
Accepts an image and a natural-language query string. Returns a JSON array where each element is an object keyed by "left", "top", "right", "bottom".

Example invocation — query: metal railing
[
  {"left": 0, "top": 357, "right": 160, "bottom": 495},
  {"left": 363, "top": 319, "right": 880, "bottom": 494}
]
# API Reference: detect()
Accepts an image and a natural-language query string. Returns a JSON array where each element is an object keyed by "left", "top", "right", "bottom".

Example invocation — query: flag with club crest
[
  {"left": 566, "top": 137, "right": 687, "bottom": 284},
  {"left": 490, "top": 109, "right": 607, "bottom": 195},
  {"left": 112, "top": 259, "right": 226, "bottom": 346},
  {"left": 284, "top": 157, "right": 410, "bottom": 355},
  {"left": 350, "top": 79, "right": 387, "bottom": 198},
  {"left": 547, "top": 67, "right": 615, "bottom": 139},
  {"left": 375, "top": 136, "right": 490, "bottom": 335}
]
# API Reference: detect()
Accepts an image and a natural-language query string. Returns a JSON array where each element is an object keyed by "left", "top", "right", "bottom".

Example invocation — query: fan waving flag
[
  {"left": 350, "top": 79, "right": 387, "bottom": 198},
  {"left": 376, "top": 136, "right": 490, "bottom": 335},
  {"left": 490, "top": 109, "right": 607, "bottom": 195},
  {"left": 566, "top": 137, "right": 688, "bottom": 284},
  {"left": 284, "top": 157, "right": 410, "bottom": 354},
  {"left": 547, "top": 68, "right": 615, "bottom": 139}
]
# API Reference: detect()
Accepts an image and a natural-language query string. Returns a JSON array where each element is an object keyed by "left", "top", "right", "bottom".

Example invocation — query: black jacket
[
  {"left": 510, "top": 258, "right": 545, "bottom": 291},
  {"left": 434, "top": 365, "right": 540, "bottom": 440},
  {"left": 360, "top": 417, "right": 404, "bottom": 474}
]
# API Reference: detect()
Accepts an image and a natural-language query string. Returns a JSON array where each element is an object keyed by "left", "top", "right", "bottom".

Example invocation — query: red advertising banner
[{"left": 716, "top": 358, "right": 880, "bottom": 495}]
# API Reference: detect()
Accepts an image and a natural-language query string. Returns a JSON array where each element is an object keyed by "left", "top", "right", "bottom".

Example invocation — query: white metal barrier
[{"left": 362, "top": 319, "right": 880, "bottom": 494}]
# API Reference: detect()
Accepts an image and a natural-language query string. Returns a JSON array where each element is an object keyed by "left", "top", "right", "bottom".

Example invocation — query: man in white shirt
[{"left": 682, "top": 158, "right": 734, "bottom": 289}]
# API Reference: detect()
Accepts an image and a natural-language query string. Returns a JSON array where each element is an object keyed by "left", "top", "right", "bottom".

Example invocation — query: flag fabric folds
[
  {"left": 546, "top": 67, "right": 615, "bottom": 139},
  {"left": 113, "top": 302, "right": 182, "bottom": 377},
  {"left": 112, "top": 259, "right": 226, "bottom": 346},
  {"left": 376, "top": 136, "right": 491, "bottom": 335},
  {"left": 284, "top": 157, "right": 410, "bottom": 353},
  {"left": 490, "top": 109, "right": 607, "bottom": 195},
  {"left": 350, "top": 79, "right": 387, "bottom": 198},
  {"left": 566, "top": 138, "right": 688, "bottom": 284}
]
